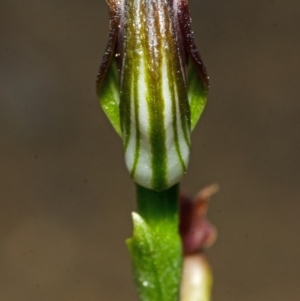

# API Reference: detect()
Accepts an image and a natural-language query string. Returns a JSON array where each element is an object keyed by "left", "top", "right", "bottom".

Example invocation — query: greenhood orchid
[{"left": 97, "top": 0, "right": 209, "bottom": 191}]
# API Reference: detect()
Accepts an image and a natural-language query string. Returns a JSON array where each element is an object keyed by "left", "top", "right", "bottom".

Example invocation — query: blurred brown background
[{"left": 0, "top": 0, "right": 299, "bottom": 300}]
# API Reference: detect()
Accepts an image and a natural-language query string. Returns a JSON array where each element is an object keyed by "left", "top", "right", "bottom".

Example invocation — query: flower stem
[{"left": 136, "top": 184, "right": 179, "bottom": 229}]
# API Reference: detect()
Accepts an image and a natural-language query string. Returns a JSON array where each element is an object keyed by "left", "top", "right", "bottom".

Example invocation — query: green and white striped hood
[{"left": 97, "top": 0, "right": 209, "bottom": 191}]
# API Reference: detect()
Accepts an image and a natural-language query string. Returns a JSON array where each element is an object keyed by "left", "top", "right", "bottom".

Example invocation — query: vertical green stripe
[
  {"left": 141, "top": 1, "right": 167, "bottom": 190},
  {"left": 168, "top": 62, "right": 186, "bottom": 172},
  {"left": 121, "top": 0, "right": 134, "bottom": 150},
  {"left": 164, "top": 3, "right": 186, "bottom": 171},
  {"left": 130, "top": 63, "right": 141, "bottom": 177},
  {"left": 166, "top": 4, "right": 191, "bottom": 149}
]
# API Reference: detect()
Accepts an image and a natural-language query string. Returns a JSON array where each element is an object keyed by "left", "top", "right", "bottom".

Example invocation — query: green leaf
[
  {"left": 127, "top": 184, "right": 182, "bottom": 301},
  {"left": 127, "top": 212, "right": 182, "bottom": 301},
  {"left": 98, "top": 58, "right": 122, "bottom": 136},
  {"left": 188, "top": 60, "right": 208, "bottom": 131}
]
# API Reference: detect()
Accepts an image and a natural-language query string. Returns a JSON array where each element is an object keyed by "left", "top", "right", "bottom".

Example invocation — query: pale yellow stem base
[{"left": 180, "top": 254, "right": 213, "bottom": 301}]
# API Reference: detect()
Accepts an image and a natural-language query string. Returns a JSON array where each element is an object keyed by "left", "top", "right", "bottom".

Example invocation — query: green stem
[
  {"left": 136, "top": 184, "right": 179, "bottom": 229},
  {"left": 127, "top": 184, "right": 182, "bottom": 301}
]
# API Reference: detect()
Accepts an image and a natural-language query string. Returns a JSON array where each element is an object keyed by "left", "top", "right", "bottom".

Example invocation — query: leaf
[
  {"left": 96, "top": 0, "right": 122, "bottom": 136},
  {"left": 127, "top": 212, "right": 182, "bottom": 301},
  {"left": 98, "top": 58, "right": 121, "bottom": 136},
  {"left": 187, "top": 60, "right": 208, "bottom": 131},
  {"left": 176, "top": 0, "right": 209, "bottom": 131}
]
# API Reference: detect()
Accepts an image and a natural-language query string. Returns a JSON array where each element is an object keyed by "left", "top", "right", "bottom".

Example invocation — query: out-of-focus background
[{"left": 0, "top": 0, "right": 299, "bottom": 300}]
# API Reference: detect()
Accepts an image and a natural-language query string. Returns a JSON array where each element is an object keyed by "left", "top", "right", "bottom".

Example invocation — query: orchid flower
[
  {"left": 97, "top": 0, "right": 209, "bottom": 191},
  {"left": 97, "top": 1, "right": 213, "bottom": 300}
]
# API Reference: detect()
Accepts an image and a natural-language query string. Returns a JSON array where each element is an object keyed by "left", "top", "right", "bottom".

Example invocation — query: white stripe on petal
[
  {"left": 161, "top": 55, "right": 181, "bottom": 188},
  {"left": 124, "top": 70, "right": 136, "bottom": 171},
  {"left": 132, "top": 57, "right": 153, "bottom": 189}
]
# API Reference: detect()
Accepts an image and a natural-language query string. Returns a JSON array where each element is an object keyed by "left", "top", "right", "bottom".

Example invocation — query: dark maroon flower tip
[{"left": 179, "top": 184, "right": 219, "bottom": 254}]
